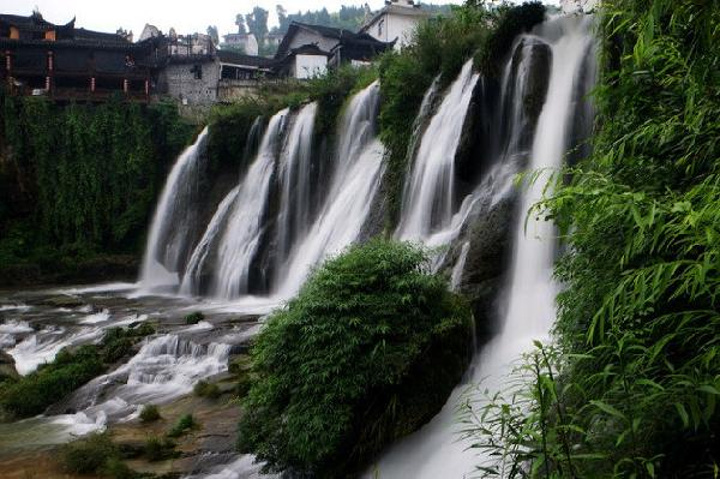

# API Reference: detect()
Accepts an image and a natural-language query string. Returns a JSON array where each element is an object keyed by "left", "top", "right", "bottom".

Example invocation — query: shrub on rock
[{"left": 238, "top": 239, "right": 473, "bottom": 477}]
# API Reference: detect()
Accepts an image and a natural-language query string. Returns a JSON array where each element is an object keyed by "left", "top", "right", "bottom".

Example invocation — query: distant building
[
  {"left": 360, "top": 0, "right": 430, "bottom": 50},
  {"left": 217, "top": 50, "right": 275, "bottom": 102},
  {"left": 167, "top": 31, "right": 215, "bottom": 57},
  {"left": 221, "top": 32, "right": 258, "bottom": 56},
  {"left": 0, "top": 12, "right": 163, "bottom": 102},
  {"left": 157, "top": 30, "right": 275, "bottom": 105},
  {"left": 138, "top": 24, "right": 161, "bottom": 42},
  {"left": 274, "top": 21, "right": 391, "bottom": 79}
]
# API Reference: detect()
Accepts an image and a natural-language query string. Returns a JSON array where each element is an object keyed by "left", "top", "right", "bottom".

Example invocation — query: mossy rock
[{"left": 238, "top": 240, "right": 473, "bottom": 477}]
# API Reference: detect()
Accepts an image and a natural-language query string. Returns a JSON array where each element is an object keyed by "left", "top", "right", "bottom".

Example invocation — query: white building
[
  {"left": 360, "top": 0, "right": 430, "bottom": 50},
  {"left": 274, "top": 22, "right": 390, "bottom": 80},
  {"left": 221, "top": 32, "right": 259, "bottom": 56}
]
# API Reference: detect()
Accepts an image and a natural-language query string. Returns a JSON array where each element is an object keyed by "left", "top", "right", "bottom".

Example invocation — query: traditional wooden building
[
  {"left": 274, "top": 22, "right": 392, "bottom": 79},
  {"left": 0, "top": 12, "right": 165, "bottom": 102}
]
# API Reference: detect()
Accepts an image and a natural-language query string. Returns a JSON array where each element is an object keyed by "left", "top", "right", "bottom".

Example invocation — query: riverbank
[{"left": 0, "top": 254, "right": 139, "bottom": 289}]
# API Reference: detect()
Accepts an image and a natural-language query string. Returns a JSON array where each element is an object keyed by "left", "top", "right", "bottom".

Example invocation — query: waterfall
[
  {"left": 274, "top": 82, "right": 385, "bottom": 298},
  {"left": 209, "top": 109, "right": 288, "bottom": 299},
  {"left": 180, "top": 186, "right": 240, "bottom": 296},
  {"left": 275, "top": 103, "right": 318, "bottom": 263},
  {"left": 371, "top": 16, "right": 596, "bottom": 478},
  {"left": 46, "top": 334, "right": 233, "bottom": 435},
  {"left": 140, "top": 127, "right": 209, "bottom": 291},
  {"left": 181, "top": 110, "right": 288, "bottom": 298},
  {"left": 395, "top": 60, "right": 479, "bottom": 243}
]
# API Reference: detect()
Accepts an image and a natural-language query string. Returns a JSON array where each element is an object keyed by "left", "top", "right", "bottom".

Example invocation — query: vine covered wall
[{"left": 0, "top": 90, "right": 195, "bottom": 284}]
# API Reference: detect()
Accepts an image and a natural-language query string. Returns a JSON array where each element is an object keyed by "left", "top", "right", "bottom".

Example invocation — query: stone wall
[{"left": 158, "top": 60, "right": 220, "bottom": 106}]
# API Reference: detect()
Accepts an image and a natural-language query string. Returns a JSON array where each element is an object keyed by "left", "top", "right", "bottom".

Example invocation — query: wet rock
[
  {"left": 0, "top": 351, "right": 19, "bottom": 381},
  {"left": 459, "top": 194, "right": 518, "bottom": 342},
  {"left": 39, "top": 295, "right": 85, "bottom": 308}
]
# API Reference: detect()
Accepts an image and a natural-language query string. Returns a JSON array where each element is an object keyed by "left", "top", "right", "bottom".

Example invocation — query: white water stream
[
  {"left": 140, "top": 127, "right": 209, "bottom": 291},
  {"left": 371, "top": 16, "right": 595, "bottom": 478}
]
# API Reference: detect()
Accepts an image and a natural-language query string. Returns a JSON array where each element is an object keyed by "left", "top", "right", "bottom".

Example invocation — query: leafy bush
[
  {"left": 469, "top": 0, "right": 720, "bottom": 477},
  {"left": 139, "top": 404, "right": 161, "bottom": 423},
  {"left": 238, "top": 239, "right": 473, "bottom": 477},
  {"left": 59, "top": 432, "right": 120, "bottom": 474},
  {"left": 0, "top": 345, "right": 105, "bottom": 417},
  {"left": 144, "top": 436, "right": 177, "bottom": 462},
  {"left": 184, "top": 312, "right": 204, "bottom": 325},
  {"left": 0, "top": 324, "right": 155, "bottom": 418},
  {"left": 167, "top": 413, "right": 198, "bottom": 438},
  {"left": 193, "top": 380, "right": 221, "bottom": 399}
]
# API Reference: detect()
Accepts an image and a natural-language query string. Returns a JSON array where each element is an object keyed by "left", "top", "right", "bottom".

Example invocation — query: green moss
[
  {"left": 238, "top": 239, "right": 472, "bottom": 477},
  {"left": 184, "top": 312, "right": 204, "bottom": 325},
  {"left": 0, "top": 346, "right": 105, "bottom": 418}
]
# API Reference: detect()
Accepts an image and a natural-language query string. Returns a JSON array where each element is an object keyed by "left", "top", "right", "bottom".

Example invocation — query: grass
[
  {"left": 193, "top": 380, "right": 221, "bottom": 399},
  {"left": 139, "top": 404, "right": 161, "bottom": 423},
  {"left": 167, "top": 413, "right": 198, "bottom": 438}
]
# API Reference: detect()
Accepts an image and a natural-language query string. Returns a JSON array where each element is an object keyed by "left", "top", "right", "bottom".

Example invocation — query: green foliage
[
  {"left": 378, "top": 1, "right": 545, "bottom": 228},
  {"left": 0, "top": 325, "right": 153, "bottom": 418},
  {"left": 144, "top": 436, "right": 177, "bottom": 462},
  {"left": 59, "top": 432, "right": 120, "bottom": 474},
  {"left": 140, "top": 404, "right": 161, "bottom": 423},
  {"left": 194, "top": 380, "right": 221, "bottom": 399},
  {"left": 207, "top": 98, "right": 269, "bottom": 176},
  {"left": 99, "top": 457, "right": 141, "bottom": 479},
  {"left": 238, "top": 239, "right": 473, "bottom": 477},
  {"left": 469, "top": 0, "right": 720, "bottom": 477},
  {"left": 474, "top": 2, "right": 546, "bottom": 77},
  {"left": 0, "top": 346, "right": 105, "bottom": 418},
  {"left": 60, "top": 433, "right": 145, "bottom": 478},
  {"left": 0, "top": 94, "right": 193, "bottom": 280},
  {"left": 167, "top": 413, "right": 198, "bottom": 438},
  {"left": 184, "top": 312, "right": 205, "bottom": 325}
]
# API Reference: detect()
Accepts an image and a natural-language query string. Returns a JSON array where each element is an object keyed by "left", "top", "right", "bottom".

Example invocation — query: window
[
  {"left": 191, "top": 64, "right": 202, "bottom": 80},
  {"left": 378, "top": 19, "right": 384, "bottom": 37}
]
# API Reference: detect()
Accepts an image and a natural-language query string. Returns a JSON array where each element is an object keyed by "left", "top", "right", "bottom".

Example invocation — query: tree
[
  {"left": 245, "top": 7, "right": 269, "bottom": 39},
  {"left": 276, "top": 4, "right": 289, "bottom": 32},
  {"left": 235, "top": 14, "right": 247, "bottom": 34},
  {"left": 206, "top": 25, "right": 219, "bottom": 45}
]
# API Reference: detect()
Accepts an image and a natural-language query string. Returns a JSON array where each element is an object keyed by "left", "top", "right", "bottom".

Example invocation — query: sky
[{"left": 3, "top": 1, "right": 558, "bottom": 41}]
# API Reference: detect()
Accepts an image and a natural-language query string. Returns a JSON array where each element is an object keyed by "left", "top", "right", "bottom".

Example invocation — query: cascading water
[
  {"left": 274, "top": 82, "right": 385, "bottom": 298},
  {"left": 207, "top": 110, "right": 288, "bottom": 299},
  {"left": 140, "top": 127, "right": 210, "bottom": 291},
  {"left": 40, "top": 334, "right": 232, "bottom": 439},
  {"left": 180, "top": 186, "right": 240, "bottom": 296},
  {"left": 371, "top": 16, "right": 596, "bottom": 478},
  {"left": 395, "top": 60, "right": 479, "bottom": 244},
  {"left": 275, "top": 103, "right": 318, "bottom": 263}
]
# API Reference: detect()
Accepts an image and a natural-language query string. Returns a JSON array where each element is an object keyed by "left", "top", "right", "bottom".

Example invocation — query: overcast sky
[{"left": 3, "top": 1, "right": 558, "bottom": 41}]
